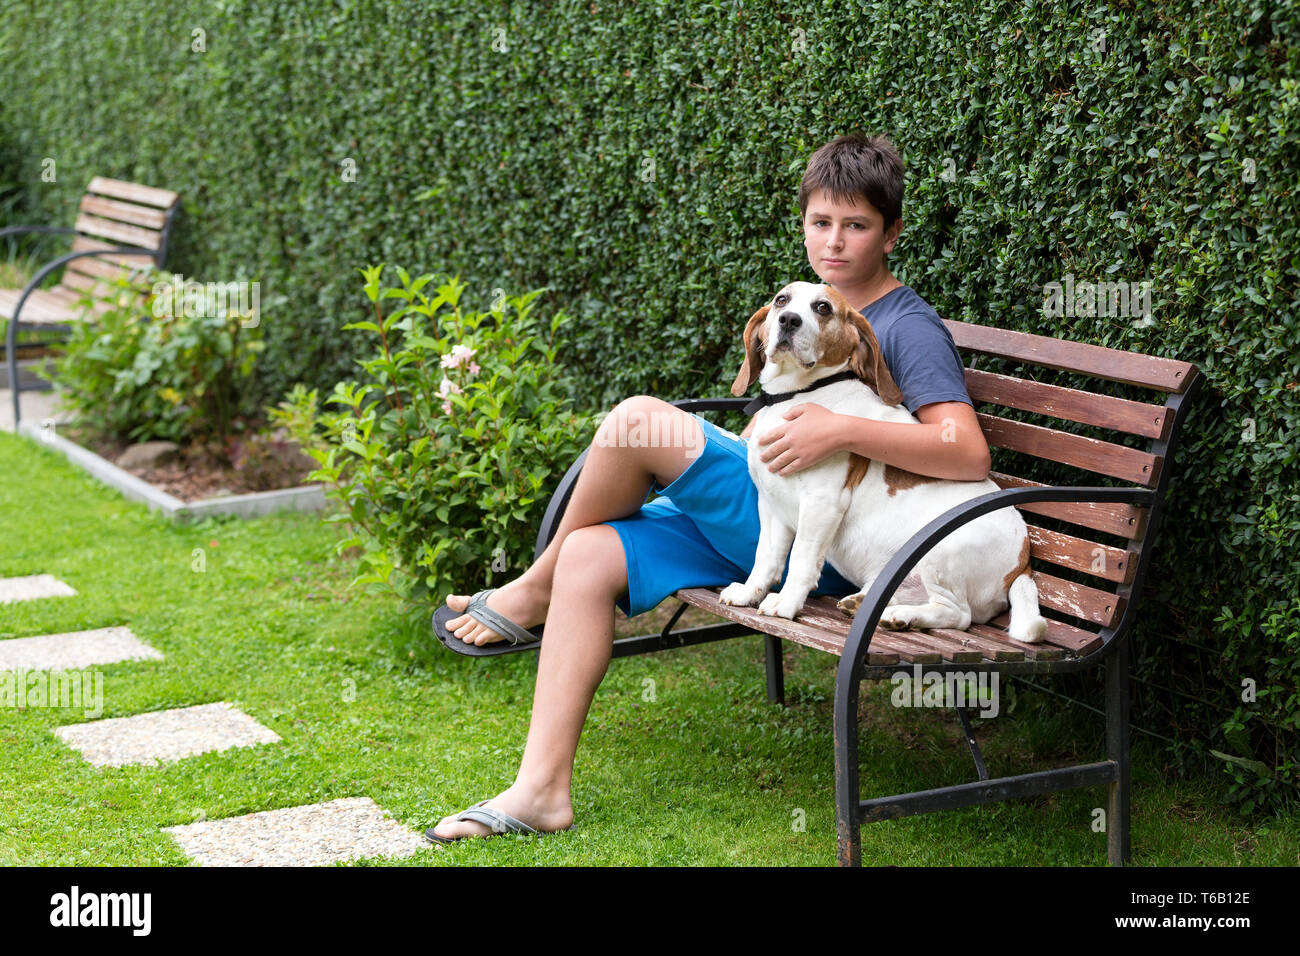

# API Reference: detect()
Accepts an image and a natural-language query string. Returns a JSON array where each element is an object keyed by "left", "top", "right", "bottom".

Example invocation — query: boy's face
[{"left": 802, "top": 187, "right": 901, "bottom": 291}]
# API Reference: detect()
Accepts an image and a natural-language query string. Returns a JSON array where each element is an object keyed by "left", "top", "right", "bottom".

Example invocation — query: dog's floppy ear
[
  {"left": 730, "top": 304, "right": 770, "bottom": 396},
  {"left": 847, "top": 310, "right": 904, "bottom": 407}
]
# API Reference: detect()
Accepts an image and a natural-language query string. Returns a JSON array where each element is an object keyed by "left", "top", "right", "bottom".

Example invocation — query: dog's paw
[
  {"left": 720, "top": 582, "right": 763, "bottom": 607},
  {"left": 836, "top": 593, "right": 865, "bottom": 616},
  {"left": 758, "top": 591, "right": 802, "bottom": 620},
  {"left": 878, "top": 604, "right": 914, "bottom": 630}
]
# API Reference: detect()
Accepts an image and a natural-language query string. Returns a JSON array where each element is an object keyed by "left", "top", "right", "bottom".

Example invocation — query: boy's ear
[
  {"left": 847, "top": 309, "right": 903, "bottom": 407},
  {"left": 730, "top": 304, "right": 770, "bottom": 396},
  {"left": 883, "top": 216, "right": 902, "bottom": 255}
]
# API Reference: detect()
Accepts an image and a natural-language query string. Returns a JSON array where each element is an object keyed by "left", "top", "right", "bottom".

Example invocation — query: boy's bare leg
[
  {"left": 444, "top": 396, "right": 706, "bottom": 646},
  {"left": 430, "top": 524, "right": 626, "bottom": 838}
]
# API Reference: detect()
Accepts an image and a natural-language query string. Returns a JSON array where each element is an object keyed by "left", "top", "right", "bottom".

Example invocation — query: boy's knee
[
  {"left": 605, "top": 395, "right": 672, "bottom": 426},
  {"left": 555, "top": 526, "right": 628, "bottom": 594},
  {"left": 597, "top": 396, "right": 693, "bottom": 452}
]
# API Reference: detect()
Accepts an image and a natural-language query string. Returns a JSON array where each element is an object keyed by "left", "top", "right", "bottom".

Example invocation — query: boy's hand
[{"left": 756, "top": 403, "right": 842, "bottom": 475}]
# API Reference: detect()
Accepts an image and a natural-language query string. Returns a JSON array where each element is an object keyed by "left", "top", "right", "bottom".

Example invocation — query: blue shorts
[{"left": 604, "top": 413, "right": 859, "bottom": 617}]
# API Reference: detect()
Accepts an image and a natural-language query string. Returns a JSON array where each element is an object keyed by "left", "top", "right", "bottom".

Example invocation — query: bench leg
[
  {"left": 834, "top": 669, "right": 861, "bottom": 866},
  {"left": 1105, "top": 639, "right": 1131, "bottom": 865},
  {"left": 5, "top": 314, "right": 19, "bottom": 428},
  {"left": 763, "top": 634, "right": 785, "bottom": 705}
]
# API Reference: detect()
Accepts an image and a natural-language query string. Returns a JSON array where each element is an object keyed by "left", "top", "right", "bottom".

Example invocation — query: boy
[{"left": 428, "top": 133, "right": 988, "bottom": 842}]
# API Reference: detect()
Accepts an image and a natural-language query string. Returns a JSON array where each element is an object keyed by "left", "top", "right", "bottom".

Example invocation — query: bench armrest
[
  {"left": 0, "top": 225, "right": 77, "bottom": 242},
  {"left": 668, "top": 397, "right": 751, "bottom": 416},
  {"left": 836, "top": 485, "right": 1155, "bottom": 676},
  {"left": 5, "top": 247, "right": 157, "bottom": 339}
]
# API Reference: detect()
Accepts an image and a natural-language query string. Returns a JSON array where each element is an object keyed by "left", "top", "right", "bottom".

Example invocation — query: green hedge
[{"left": 1, "top": 0, "right": 1296, "bottom": 811}]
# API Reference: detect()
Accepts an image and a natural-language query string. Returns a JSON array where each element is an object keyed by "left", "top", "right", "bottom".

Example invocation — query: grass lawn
[{"left": 1, "top": 428, "right": 1296, "bottom": 866}]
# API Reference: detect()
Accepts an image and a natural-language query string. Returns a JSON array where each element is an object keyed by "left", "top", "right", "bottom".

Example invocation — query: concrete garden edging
[{"left": 17, "top": 420, "right": 327, "bottom": 521}]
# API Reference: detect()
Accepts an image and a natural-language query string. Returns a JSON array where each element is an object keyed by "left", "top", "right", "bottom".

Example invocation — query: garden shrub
[
  {"left": 272, "top": 265, "right": 602, "bottom": 611},
  {"left": 42, "top": 268, "right": 263, "bottom": 451}
]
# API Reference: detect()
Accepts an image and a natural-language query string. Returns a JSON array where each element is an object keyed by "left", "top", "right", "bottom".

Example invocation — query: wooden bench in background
[
  {"left": 1, "top": 177, "right": 180, "bottom": 425},
  {"left": 466, "top": 319, "right": 1203, "bottom": 867}
]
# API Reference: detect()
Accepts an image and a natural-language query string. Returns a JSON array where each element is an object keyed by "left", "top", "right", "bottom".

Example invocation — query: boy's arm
[
  {"left": 832, "top": 401, "right": 990, "bottom": 481},
  {"left": 739, "top": 416, "right": 755, "bottom": 439},
  {"left": 751, "top": 400, "right": 990, "bottom": 481}
]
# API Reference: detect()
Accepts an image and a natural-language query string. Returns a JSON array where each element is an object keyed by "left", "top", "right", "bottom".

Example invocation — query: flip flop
[
  {"left": 431, "top": 588, "right": 544, "bottom": 657},
  {"left": 424, "top": 799, "right": 546, "bottom": 845}
]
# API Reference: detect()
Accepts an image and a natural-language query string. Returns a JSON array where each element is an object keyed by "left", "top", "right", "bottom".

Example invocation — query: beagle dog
[{"left": 719, "top": 281, "right": 1048, "bottom": 643}]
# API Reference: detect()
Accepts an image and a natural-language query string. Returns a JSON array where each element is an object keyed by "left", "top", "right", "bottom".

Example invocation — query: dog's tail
[{"left": 1006, "top": 573, "right": 1049, "bottom": 643}]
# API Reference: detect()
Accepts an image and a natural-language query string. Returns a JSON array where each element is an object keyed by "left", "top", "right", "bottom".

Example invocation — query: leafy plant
[
  {"left": 42, "top": 267, "right": 264, "bottom": 452},
  {"left": 274, "top": 265, "right": 601, "bottom": 610}
]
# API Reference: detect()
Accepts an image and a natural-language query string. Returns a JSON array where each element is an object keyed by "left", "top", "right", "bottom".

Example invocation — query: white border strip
[{"left": 18, "top": 421, "right": 325, "bottom": 521}]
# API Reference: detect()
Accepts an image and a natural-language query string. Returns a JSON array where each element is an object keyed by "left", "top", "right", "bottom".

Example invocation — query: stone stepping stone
[
  {"left": 163, "top": 797, "right": 427, "bottom": 866},
  {"left": 0, "top": 626, "right": 162, "bottom": 671},
  {"left": 0, "top": 574, "right": 76, "bottom": 604},
  {"left": 55, "top": 701, "right": 281, "bottom": 768}
]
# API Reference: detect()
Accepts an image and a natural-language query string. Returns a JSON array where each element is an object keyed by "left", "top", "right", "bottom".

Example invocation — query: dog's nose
[{"left": 777, "top": 311, "right": 802, "bottom": 333}]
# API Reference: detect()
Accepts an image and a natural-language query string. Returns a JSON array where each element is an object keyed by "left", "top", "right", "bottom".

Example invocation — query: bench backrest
[
  {"left": 945, "top": 319, "right": 1202, "bottom": 649},
  {"left": 60, "top": 177, "right": 180, "bottom": 298}
]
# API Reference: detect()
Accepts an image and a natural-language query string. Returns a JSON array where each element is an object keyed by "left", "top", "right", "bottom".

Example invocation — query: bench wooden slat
[
  {"left": 0, "top": 288, "right": 88, "bottom": 323},
  {"left": 79, "top": 194, "right": 169, "bottom": 230},
  {"left": 964, "top": 368, "right": 1171, "bottom": 441},
  {"left": 981, "top": 615, "right": 1104, "bottom": 655},
  {"left": 979, "top": 412, "right": 1162, "bottom": 487},
  {"left": 925, "top": 626, "right": 1069, "bottom": 662},
  {"left": 87, "top": 176, "right": 179, "bottom": 209},
  {"left": 674, "top": 587, "right": 1089, "bottom": 666},
  {"left": 779, "top": 595, "right": 945, "bottom": 662},
  {"left": 59, "top": 270, "right": 106, "bottom": 294},
  {"left": 1030, "top": 570, "right": 1124, "bottom": 628},
  {"left": 64, "top": 254, "right": 139, "bottom": 284},
  {"left": 74, "top": 213, "right": 163, "bottom": 251},
  {"left": 906, "top": 629, "right": 986, "bottom": 663},
  {"left": 70, "top": 236, "right": 157, "bottom": 270},
  {"left": 947, "top": 319, "right": 1194, "bottom": 393},
  {"left": 43, "top": 286, "right": 86, "bottom": 306},
  {"left": 989, "top": 472, "right": 1149, "bottom": 540},
  {"left": 676, "top": 589, "right": 954, "bottom": 664},
  {"left": 1026, "top": 523, "right": 1134, "bottom": 584},
  {"left": 672, "top": 589, "right": 876, "bottom": 658},
  {"left": 867, "top": 631, "right": 944, "bottom": 664}
]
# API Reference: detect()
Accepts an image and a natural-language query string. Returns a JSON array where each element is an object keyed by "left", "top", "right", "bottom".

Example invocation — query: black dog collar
[{"left": 741, "top": 369, "right": 859, "bottom": 417}]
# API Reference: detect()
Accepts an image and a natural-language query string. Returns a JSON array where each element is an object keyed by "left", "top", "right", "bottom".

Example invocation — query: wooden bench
[
  {"left": 479, "top": 320, "right": 1203, "bottom": 866},
  {"left": 1, "top": 177, "right": 180, "bottom": 425}
]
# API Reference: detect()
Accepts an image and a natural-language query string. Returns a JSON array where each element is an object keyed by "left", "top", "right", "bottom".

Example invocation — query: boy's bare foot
[
  {"left": 444, "top": 577, "right": 550, "bottom": 647},
  {"left": 429, "top": 782, "right": 573, "bottom": 841}
]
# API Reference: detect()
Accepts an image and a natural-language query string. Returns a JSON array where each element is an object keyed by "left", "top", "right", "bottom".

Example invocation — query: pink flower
[{"left": 440, "top": 344, "right": 477, "bottom": 369}]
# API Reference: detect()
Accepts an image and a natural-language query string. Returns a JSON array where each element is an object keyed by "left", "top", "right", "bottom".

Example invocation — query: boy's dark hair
[{"left": 798, "top": 133, "right": 904, "bottom": 231}]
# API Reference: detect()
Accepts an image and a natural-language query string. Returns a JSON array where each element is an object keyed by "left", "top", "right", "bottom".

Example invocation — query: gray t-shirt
[{"left": 860, "top": 285, "right": 972, "bottom": 413}]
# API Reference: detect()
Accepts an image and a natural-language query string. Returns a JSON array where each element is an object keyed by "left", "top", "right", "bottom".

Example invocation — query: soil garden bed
[{"left": 56, "top": 422, "right": 317, "bottom": 503}]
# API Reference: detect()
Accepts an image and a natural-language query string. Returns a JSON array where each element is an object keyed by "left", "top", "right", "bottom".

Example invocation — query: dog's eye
[
  {"left": 814, "top": 300, "right": 831, "bottom": 314},
  {"left": 774, "top": 294, "right": 788, "bottom": 306}
]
